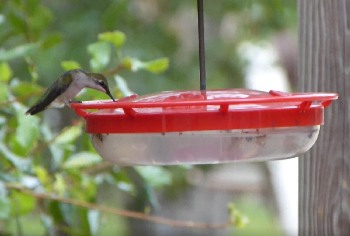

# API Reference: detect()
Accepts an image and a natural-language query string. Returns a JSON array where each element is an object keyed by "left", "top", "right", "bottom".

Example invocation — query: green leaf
[
  {"left": 121, "top": 57, "right": 169, "bottom": 74},
  {"left": 77, "top": 208, "right": 93, "bottom": 235},
  {"left": 16, "top": 107, "right": 40, "bottom": 150},
  {"left": 8, "top": 9, "right": 26, "bottom": 32},
  {"left": 48, "top": 201, "right": 66, "bottom": 228},
  {"left": 10, "top": 191, "right": 36, "bottom": 216},
  {"left": 28, "top": 4, "right": 53, "bottom": 34},
  {"left": 0, "top": 62, "right": 12, "bottom": 82},
  {"left": 53, "top": 174, "right": 66, "bottom": 195},
  {"left": 0, "top": 43, "right": 39, "bottom": 61},
  {"left": 98, "top": 31, "right": 126, "bottom": 48},
  {"left": 10, "top": 80, "right": 43, "bottom": 97},
  {"left": 87, "top": 41, "right": 111, "bottom": 71},
  {"left": 0, "top": 141, "right": 31, "bottom": 172},
  {"left": 41, "top": 33, "right": 62, "bottom": 49},
  {"left": 0, "top": 82, "right": 9, "bottom": 103},
  {"left": 34, "top": 166, "right": 51, "bottom": 188},
  {"left": 143, "top": 58, "right": 169, "bottom": 74},
  {"left": 63, "top": 152, "right": 102, "bottom": 169},
  {"left": 54, "top": 125, "right": 82, "bottom": 145},
  {"left": 61, "top": 60, "right": 82, "bottom": 71}
]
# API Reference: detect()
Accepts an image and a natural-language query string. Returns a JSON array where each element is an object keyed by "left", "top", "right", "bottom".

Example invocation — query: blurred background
[{"left": 0, "top": 0, "right": 298, "bottom": 235}]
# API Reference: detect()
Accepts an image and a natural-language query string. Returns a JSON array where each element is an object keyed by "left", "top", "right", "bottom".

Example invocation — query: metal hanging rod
[{"left": 197, "top": 0, "right": 206, "bottom": 91}]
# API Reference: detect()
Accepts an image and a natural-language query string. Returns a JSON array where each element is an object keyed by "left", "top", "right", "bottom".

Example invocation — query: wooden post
[{"left": 298, "top": 0, "right": 350, "bottom": 235}]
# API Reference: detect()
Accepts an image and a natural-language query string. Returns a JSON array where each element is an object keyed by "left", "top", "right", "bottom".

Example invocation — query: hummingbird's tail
[
  {"left": 26, "top": 79, "right": 66, "bottom": 115},
  {"left": 26, "top": 104, "right": 46, "bottom": 115}
]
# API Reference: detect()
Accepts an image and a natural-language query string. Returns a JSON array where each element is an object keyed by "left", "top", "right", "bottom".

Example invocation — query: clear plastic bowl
[{"left": 91, "top": 126, "right": 320, "bottom": 165}]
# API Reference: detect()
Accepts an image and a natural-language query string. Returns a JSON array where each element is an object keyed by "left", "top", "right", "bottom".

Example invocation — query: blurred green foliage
[{"left": 0, "top": 0, "right": 296, "bottom": 235}]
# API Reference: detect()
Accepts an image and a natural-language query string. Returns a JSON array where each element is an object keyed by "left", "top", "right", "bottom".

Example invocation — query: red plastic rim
[{"left": 70, "top": 89, "right": 338, "bottom": 133}]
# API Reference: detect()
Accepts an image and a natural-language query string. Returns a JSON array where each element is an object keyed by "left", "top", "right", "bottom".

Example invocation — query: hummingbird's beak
[{"left": 105, "top": 87, "right": 115, "bottom": 101}]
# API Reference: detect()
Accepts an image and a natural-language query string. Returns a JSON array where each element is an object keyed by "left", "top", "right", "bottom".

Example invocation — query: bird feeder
[
  {"left": 71, "top": 89, "right": 337, "bottom": 165},
  {"left": 71, "top": 1, "right": 338, "bottom": 165}
]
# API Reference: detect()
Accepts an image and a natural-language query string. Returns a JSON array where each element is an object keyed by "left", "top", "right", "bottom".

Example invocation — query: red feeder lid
[{"left": 70, "top": 89, "right": 338, "bottom": 134}]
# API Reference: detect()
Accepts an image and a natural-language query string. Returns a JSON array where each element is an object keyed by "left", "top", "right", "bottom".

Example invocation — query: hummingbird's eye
[{"left": 98, "top": 80, "right": 106, "bottom": 86}]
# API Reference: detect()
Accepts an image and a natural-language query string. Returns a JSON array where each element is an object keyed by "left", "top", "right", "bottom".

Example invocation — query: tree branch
[{"left": 5, "top": 183, "right": 234, "bottom": 229}]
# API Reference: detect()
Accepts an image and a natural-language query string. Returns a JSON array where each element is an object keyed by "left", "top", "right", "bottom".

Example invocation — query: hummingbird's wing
[{"left": 26, "top": 80, "right": 70, "bottom": 115}]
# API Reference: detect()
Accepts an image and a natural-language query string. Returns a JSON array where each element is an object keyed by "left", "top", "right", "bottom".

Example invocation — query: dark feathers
[{"left": 26, "top": 80, "right": 69, "bottom": 115}]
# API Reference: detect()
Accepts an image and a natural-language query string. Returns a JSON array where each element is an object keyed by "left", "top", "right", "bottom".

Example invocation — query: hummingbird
[{"left": 26, "top": 69, "right": 115, "bottom": 115}]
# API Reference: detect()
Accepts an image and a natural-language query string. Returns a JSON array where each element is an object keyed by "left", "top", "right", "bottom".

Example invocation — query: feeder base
[{"left": 91, "top": 126, "right": 319, "bottom": 166}]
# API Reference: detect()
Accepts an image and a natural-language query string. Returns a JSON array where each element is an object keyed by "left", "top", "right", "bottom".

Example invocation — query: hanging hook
[{"left": 197, "top": 0, "right": 206, "bottom": 91}]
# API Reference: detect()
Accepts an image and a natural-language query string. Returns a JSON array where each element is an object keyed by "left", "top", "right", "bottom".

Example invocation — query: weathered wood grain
[{"left": 298, "top": 0, "right": 350, "bottom": 235}]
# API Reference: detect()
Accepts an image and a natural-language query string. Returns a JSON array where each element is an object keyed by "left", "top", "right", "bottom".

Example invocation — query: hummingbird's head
[{"left": 87, "top": 72, "right": 115, "bottom": 101}]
